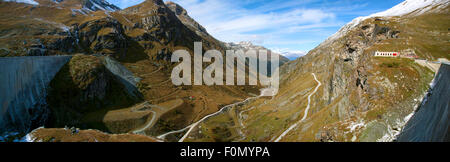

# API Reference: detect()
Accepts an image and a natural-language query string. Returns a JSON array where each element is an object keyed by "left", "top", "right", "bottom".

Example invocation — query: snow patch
[
  {"left": 23, "top": 133, "right": 36, "bottom": 142},
  {"left": 3, "top": 0, "right": 38, "bottom": 5},
  {"left": 325, "top": 0, "right": 448, "bottom": 43},
  {"left": 347, "top": 120, "right": 366, "bottom": 133}
]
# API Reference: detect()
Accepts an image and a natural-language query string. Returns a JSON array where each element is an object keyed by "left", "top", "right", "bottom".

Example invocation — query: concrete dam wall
[
  {"left": 0, "top": 56, "right": 72, "bottom": 134},
  {"left": 397, "top": 63, "right": 450, "bottom": 142}
]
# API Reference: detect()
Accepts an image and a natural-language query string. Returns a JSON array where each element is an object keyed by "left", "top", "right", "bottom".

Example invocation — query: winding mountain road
[
  {"left": 132, "top": 100, "right": 183, "bottom": 135},
  {"left": 157, "top": 87, "right": 277, "bottom": 141},
  {"left": 274, "top": 73, "right": 321, "bottom": 142},
  {"left": 132, "top": 110, "right": 157, "bottom": 134}
]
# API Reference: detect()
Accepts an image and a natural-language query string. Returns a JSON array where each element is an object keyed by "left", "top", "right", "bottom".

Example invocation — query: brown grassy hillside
[{"left": 183, "top": 4, "right": 448, "bottom": 142}]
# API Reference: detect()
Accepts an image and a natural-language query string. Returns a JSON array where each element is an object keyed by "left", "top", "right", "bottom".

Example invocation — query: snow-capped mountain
[
  {"left": 225, "top": 41, "right": 291, "bottom": 64},
  {"left": 225, "top": 41, "right": 267, "bottom": 51},
  {"left": 325, "top": 0, "right": 449, "bottom": 44},
  {"left": 271, "top": 49, "right": 307, "bottom": 60},
  {"left": 82, "top": 0, "right": 120, "bottom": 12},
  {"left": 2, "top": 0, "right": 120, "bottom": 11},
  {"left": 166, "top": 1, "right": 210, "bottom": 37},
  {"left": 2, "top": 0, "right": 38, "bottom": 5},
  {"left": 189, "top": 0, "right": 449, "bottom": 142},
  {"left": 371, "top": 0, "right": 448, "bottom": 17}
]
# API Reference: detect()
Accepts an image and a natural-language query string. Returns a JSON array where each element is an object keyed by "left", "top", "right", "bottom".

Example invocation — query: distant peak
[
  {"left": 165, "top": 1, "right": 210, "bottom": 36},
  {"left": 165, "top": 1, "right": 187, "bottom": 16},
  {"left": 82, "top": 0, "right": 121, "bottom": 11},
  {"left": 325, "top": 0, "right": 449, "bottom": 44}
]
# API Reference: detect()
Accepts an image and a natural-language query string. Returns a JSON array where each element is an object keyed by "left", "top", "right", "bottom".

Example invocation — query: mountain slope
[
  {"left": 180, "top": 0, "right": 449, "bottom": 142},
  {"left": 397, "top": 63, "right": 450, "bottom": 142},
  {"left": 225, "top": 41, "right": 290, "bottom": 65},
  {"left": 0, "top": 0, "right": 260, "bottom": 140},
  {"left": 165, "top": 1, "right": 210, "bottom": 38},
  {"left": 165, "top": 1, "right": 291, "bottom": 65}
]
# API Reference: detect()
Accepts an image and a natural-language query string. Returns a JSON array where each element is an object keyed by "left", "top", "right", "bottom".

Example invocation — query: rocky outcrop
[
  {"left": 166, "top": 1, "right": 210, "bottom": 37},
  {"left": 75, "top": 18, "right": 129, "bottom": 58},
  {"left": 320, "top": 20, "right": 401, "bottom": 107},
  {"left": 0, "top": 0, "right": 265, "bottom": 142},
  {"left": 123, "top": 0, "right": 199, "bottom": 49},
  {"left": 46, "top": 54, "right": 139, "bottom": 129},
  {"left": 119, "top": 0, "right": 225, "bottom": 63}
]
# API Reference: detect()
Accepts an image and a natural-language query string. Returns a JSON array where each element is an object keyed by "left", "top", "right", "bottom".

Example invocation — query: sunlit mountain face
[{"left": 0, "top": 0, "right": 448, "bottom": 143}]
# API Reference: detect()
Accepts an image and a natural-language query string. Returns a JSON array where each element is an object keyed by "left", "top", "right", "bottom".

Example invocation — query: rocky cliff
[
  {"left": 45, "top": 54, "right": 140, "bottom": 130},
  {"left": 0, "top": 0, "right": 261, "bottom": 140},
  {"left": 165, "top": 1, "right": 210, "bottom": 38},
  {"left": 0, "top": 54, "right": 144, "bottom": 138},
  {"left": 179, "top": 0, "right": 449, "bottom": 142}
]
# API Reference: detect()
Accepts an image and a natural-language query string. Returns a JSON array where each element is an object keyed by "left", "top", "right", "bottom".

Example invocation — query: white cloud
[
  {"left": 104, "top": 0, "right": 402, "bottom": 59},
  {"left": 169, "top": 0, "right": 337, "bottom": 43},
  {"left": 105, "top": 0, "right": 377, "bottom": 59},
  {"left": 166, "top": 0, "right": 344, "bottom": 59}
]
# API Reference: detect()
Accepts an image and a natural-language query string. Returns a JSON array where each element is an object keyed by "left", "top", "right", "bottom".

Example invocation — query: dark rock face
[
  {"left": 132, "top": 7, "right": 186, "bottom": 46},
  {"left": 120, "top": 0, "right": 214, "bottom": 62},
  {"left": 1, "top": 0, "right": 220, "bottom": 62},
  {"left": 25, "top": 18, "right": 130, "bottom": 59},
  {"left": 27, "top": 48, "right": 48, "bottom": 56},
  {"left": 76, "top": 18, "right": 129, "bottom": 57},
  {"left": 166, "top": 1, "right": 209, "bottom": 36},
  {"left": 326, "top": 22, "right": 402, "bottom": 106},
  {"left": 372, "top": 24, "right": 401, "bottom": 40},
  {"left": 156, "top": 48, "right": 170, "bottom": 61},
  {"left": 46, "top": 36, "right": 77, "bottom": 54},
  {"left": 136, "top": 15, "right": 183, "bottom": 46},
  {"left": 46, "top": 54, "right": 138, "bottom": 129}
]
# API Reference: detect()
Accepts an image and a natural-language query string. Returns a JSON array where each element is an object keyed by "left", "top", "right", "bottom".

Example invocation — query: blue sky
[{"left": 108, "top": 0, "right": 404, "bottom": 59}]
